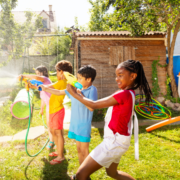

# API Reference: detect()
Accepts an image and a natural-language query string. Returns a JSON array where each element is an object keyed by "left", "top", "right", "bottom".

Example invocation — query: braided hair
[
  {"left": 118, "top": 59, "right": 152, "bottom": 103},
  {"left": 36, "top": 66, "right": 49, "bottom": 77}
]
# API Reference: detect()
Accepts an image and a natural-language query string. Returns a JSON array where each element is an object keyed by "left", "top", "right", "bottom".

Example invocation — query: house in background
[
  {"left": 72, "top": 31, "right": 167, "bottom": 98},
  {"left": 12, "top": 5, "right": 57, "bottom": 33}
]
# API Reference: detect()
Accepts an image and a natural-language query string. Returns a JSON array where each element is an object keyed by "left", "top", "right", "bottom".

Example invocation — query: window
[
  {"left": 109, "top": 46, "right": 135, "bottom": 65},
  {"left": 42, "top": 19, "right": 47, "bottom": 28}
]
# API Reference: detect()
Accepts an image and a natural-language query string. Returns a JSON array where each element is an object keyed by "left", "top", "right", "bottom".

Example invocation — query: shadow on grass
[
  {"left": 41, "top": 148, "right": 70, "bottom": 180},
  {"left": 24, "top": 148, "right": 70, "bottom": 180},
  {"left": 24, "top": 157, "right": 35, "bottom": 180},
  {"left": 149, "top": 125, "right": 180, "bottom": 143}
]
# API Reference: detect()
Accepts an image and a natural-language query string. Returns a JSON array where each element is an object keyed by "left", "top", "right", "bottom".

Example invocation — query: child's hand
[
  {"left": 67, "top": 84, "right": 77, "bottom": 95},
  {"left": 17, "top": 74, "right": 23, "bottom": 81},
  {"left": 77, "top": 89, "right": 84, "bottom": 96},
  {"left": 77, "top": 89, "right": 81, "bottom": 94},
  {"left": 39, "top": 109, "right": 43, "bottom": 116},
  {"left": 39, "top": 84, "right": 46, "bottom": 91}
]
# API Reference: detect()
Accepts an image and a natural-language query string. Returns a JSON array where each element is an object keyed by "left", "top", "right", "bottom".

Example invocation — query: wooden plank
[
  {"left": 132, "top": 46, "right": 135, "bottom": 60},
  {"left": 136, "top": 50, "right": 166, "bottom": 54},
  {"left": 81, "top": 40, "right": 165, "bottom": 48},
  {"left": 81, "top": 46, "right": 110, "bottom": 52},
  {"left": 135, "top": 52, "right": 166, "bottom": 57},
  {"left": 136, "top": 56, "right": 166, "bottom": 61},
  {"left": 117, "top": 46, "right": 123, "bottom": 64},
  {"left": 135, "top": 46, "right": 166, "bottom": 51},
  {"left": 109, "top": 46, "right": 113, "bottom": 65}
]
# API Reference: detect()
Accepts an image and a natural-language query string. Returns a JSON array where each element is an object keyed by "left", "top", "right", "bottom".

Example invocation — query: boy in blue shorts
[{"left": 39, "top": 65, "right": 98, "bottom": 168}]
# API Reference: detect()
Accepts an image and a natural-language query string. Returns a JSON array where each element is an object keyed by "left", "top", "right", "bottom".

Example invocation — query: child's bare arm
[
  {"left": 20, "top": 74, "right": 45, "bottom": 82},
  {"left": 67, "top": 84, "right": 118, "bottom": 110},
  {"left": 77, "top": 89, "right": 93, "bottom": 111},
  {"left": 39, "top": 84, "right": 66, "bottom": 96}
]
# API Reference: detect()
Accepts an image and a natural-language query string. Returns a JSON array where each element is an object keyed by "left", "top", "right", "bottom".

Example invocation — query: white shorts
[{"left": 90, "top": 133, "right": 131, "bottom": 168}]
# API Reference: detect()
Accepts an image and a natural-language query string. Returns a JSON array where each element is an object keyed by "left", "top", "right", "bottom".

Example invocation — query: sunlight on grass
[{"left": 0, "top": 126, "right": 180, "bottom": 179}]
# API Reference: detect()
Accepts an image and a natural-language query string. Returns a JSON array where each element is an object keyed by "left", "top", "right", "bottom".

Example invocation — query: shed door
[{"left": 109, "top": 46, "right": 135, "bottom": 65}]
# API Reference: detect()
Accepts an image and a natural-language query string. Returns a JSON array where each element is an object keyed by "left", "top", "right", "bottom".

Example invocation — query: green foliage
[
  {"left": 151, "top": 59, "right": 168, "bottom": 97},
  {"left": 88, "top": 0, "right": 124, "bottom": 31},
  {"left": 0, "top": 0, "right": 43, "bottom": 67},
  {"left": 151, "top": 60, "right": 160, "bottom": 97},
  {"left": 74, "top": 16, "right": 88, "bottom": 31},
  {"left": 164, "top": 75, "right": 180, "bottom": 103},
  {"left": 92, "top": 108, "right": 107, "bottom": 122}
]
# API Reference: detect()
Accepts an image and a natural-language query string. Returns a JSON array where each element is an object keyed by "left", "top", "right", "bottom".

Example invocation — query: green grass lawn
[
  {"left": 0, "top": 75, "right": 180, "bottom": 179},
  {"left": 0, "top": 126, "right": 180, "bottom": 180},
  {"left": 0, "top": 96, "right": 180, "bottom": 179}
]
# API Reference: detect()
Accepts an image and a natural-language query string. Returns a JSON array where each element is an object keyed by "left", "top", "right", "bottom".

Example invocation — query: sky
[{"left": 1, "top": 0, "right": 92, "bottom": 29}]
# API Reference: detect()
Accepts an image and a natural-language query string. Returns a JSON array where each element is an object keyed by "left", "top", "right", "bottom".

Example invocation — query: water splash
[
  {"left": 0, "top": 69, "right": 19, "bottom": 78},
  {"left": 0, "top": 69, "right": 19, "bottom": 86}
]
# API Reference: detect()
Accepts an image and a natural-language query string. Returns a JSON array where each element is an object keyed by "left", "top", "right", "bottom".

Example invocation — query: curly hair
[
  {"left": 36, "top": 66, "right": 49, "bottom": 77},
  {"left": 55, "top": 60, "right": 73, "bottom": 73}
]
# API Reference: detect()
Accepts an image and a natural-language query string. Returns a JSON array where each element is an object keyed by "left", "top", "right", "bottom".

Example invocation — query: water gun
[
  {"left": 30, "top": 80, "right": 43, "bottom": 91},
  {"left": 18, "top": 76, "right": 43, "bottom": 91},
  {"left": 18, "top": 76, "right": 30, "bottom": 91},
  {"left": 63, "top": 72, "right": 83, "bottom": 89}
]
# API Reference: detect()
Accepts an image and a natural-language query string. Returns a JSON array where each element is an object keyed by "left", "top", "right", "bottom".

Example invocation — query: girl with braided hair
[{"left": 67, "top": 60, "right": 152, "bottom": 180}]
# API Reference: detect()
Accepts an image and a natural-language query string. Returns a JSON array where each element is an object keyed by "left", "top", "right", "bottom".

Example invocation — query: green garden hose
[{"left": 25, "top": 91, "right": 49, "bottom": 157}]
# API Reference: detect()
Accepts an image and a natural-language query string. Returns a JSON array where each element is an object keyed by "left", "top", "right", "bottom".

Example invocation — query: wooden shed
[{"left": 72, "top": 31, "right": 167, "bottom": 98}]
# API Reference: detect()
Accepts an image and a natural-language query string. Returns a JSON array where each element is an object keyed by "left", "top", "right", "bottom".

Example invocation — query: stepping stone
[
  {"left": 12, "top": 126, "right": 45, "bottom": 141},
  {"left": 0, "top": 136, "right": 13, "bottom": 142}
]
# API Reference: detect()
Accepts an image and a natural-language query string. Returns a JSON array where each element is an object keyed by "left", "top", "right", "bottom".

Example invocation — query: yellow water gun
[
  {"left": 63, "top": 72, "right": 83, "bottom": 89},
  {"left": 18, "top": 76, "right": 30, "bottom": 91}
]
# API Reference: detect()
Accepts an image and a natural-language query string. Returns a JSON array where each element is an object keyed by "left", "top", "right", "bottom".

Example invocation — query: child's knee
[
  {"left": 54, "top": 130, "right": 63, "bottom": 137},
  {"left": 50, "top": 128, "right": 54, "bottom": 135},
  {"left": 77, "top": 147, "right": 88, "bottom": 156},
  {"left": 76, "top": 170, "right": 86, "bottom": 180},
  {"left": 106, "top": 169, "right": 117, "bottom": 179}
]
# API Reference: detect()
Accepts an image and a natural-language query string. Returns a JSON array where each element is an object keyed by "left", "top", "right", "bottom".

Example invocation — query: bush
[{"left": 92, "top": 108, "right": 107, "bottom": 122}]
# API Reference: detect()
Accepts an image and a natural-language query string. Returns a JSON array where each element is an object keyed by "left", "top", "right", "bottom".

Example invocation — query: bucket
[{"left": 11, "top": 88, "right": 34, "bottom": 119}]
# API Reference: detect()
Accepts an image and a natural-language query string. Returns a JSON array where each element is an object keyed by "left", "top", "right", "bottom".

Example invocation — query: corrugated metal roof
[{"left": 76, "top": 31, "right": 166, "bottom": 37}]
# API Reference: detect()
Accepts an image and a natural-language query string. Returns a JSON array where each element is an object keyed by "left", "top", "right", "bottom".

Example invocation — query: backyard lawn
[
  {"left": 0, "top": 76, "right": 180, "bottom": 179},
  {"left": 0, "top": 124, "right": 180, "bottom": 180}
]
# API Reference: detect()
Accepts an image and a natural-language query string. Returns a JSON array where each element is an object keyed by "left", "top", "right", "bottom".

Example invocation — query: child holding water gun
[
  {"left": 66, "top": 60, "right": 152, "bottom": 180},
  {"left": 41, "top": 60, "right": 73, "bottom": 165},
  {"left": 39, "top": 65, "right": 98, "bottom": 170},
  {"left": 18, "top": 66, "right": 54, "bottom": 150}
]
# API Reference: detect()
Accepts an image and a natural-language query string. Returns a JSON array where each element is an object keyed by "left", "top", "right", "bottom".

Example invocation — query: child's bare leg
[
  {"left": 76, "top": 141, "right": 89, "bottom": 165},
  {"left": 106, "top": 163, "right": 135, "bottom": 180},
  {"left": 53, "top": 129, "right": 64, "bottom": 160},
  {"left": 75, "top": 155, "right": 102, "bottom": 180},
  {"left": 46, "top": 111, "right": 53, "bottom": 142}
]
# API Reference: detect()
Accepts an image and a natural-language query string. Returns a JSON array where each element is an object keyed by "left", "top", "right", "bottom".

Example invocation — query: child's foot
[
  {"left": 71, "top": 175, "right": 76, "bottom": 180},
  {"left": 49, "top": 152, "right": 58, "bottom": 157},
  {"left": 49, "top": 157, "right": 65, "bottom": 165},
  {"left": 46, "top": 141, "right": 54, "bottom": 150}
]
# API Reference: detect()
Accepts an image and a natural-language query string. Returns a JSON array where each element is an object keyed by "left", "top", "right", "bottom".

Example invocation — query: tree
[
  {"left": 0, "top": 0, "right": 43, "bottom": 67},
  {"left": 88, "top": 0, "right": 124, "bottom": 31},
  {"left": 102, "top": 0, "right": 180, "bottom": 98}
]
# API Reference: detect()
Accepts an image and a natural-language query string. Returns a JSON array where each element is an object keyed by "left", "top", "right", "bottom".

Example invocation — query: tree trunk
[{"left": 167, "top": 19, "right": 180, "bottom": 98}]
